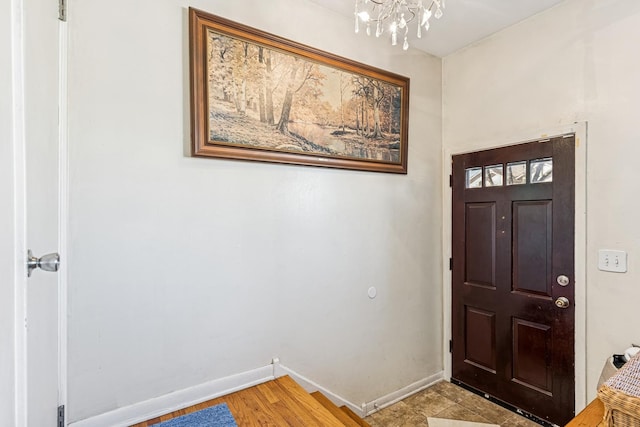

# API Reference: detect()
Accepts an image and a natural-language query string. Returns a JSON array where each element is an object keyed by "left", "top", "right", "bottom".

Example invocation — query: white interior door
[
  {"left": 7, "top": 0, "right": 65, "bottom": 425},
  {"left": 1, "top": 0, "right": 18, "bottom": 423}
]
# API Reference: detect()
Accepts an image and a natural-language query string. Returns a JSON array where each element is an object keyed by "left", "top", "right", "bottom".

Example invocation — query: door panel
[
  {"left": 452, "top": 137, "right": 575, "bottom": 425},
  {"left": 512, "top": 200, "right": 552, "bottom": 296},
  {"left": 465, "top": 203, "right": 496, "bottom": 288},
  {"left": 465, "top": 306, "right": 497, "bottom": 372},
  {"left": 512, "top": 317, "right": 552, "bottom": 393}
]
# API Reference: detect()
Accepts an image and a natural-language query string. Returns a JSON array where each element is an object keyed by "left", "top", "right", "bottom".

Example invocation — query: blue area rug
[{"left": 155, "top": 403, "right": 238, "bottom": 427}]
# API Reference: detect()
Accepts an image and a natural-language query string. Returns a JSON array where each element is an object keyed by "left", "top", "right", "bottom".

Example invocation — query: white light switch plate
[{"left": 598, "top": 249, "right": 627, "bottom": 273}]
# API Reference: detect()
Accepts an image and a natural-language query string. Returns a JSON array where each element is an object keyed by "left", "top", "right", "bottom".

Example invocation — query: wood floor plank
[
  {"left": 262, "top": 378, "right": 321, "bottom": 426},
  {"left": 275, "top": 376, "right": 345, "bottom": 426},
  {"left": 340, "top": 405, "right": 371, "bottom": 427},
  {"left": 257, "top": 381, "right": 281, "bottom": 405},
  {"left": 236, "top": 386, "right": 285, "bottom": 427},
  {"left": 220, "top": 392, "right": 257, "bottom": 427},
  {"left": 311, "top": 391, "right": 361, "bottom": 427}
]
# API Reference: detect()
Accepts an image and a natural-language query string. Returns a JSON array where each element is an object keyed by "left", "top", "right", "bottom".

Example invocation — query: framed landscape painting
[{"left": 189, "top": 8, "right": 410, "bottom": 173}]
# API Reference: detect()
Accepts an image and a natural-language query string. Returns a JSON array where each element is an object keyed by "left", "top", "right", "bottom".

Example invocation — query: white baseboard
[
  {"left": 274, "top": 359, "right": 444, "bottom": 418},
  {"left": 363, "top": 371, "right": 444, "bottom": 415},
  {"left": 69, "top": 365, "right": 274, "bottom": 427},
  {"left": 69, "top": 360, "right": 444, "bottom": 426}
]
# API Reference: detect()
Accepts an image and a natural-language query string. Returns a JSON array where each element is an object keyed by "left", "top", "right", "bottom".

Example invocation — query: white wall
[
  {"left": 1, "top": 0, "right": 16, "bottom": 423},
  {"left": 443, "top": 0, "right": 640, "bottom": 401},
  {"left": 67, "top": 0, "right": 442, "bottom": 422}
]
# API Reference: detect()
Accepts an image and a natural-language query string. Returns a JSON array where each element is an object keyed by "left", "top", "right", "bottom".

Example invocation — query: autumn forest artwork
[{"left": 190, "top": 9, "right": 409, "bottom": 173}]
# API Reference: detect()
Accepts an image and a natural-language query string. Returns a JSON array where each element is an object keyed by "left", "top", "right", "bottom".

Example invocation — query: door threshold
[{"left": 450, "top": 379, "right": 559, "bottom": 427}]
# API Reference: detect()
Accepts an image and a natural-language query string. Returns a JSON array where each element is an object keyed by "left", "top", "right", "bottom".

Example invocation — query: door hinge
[
  {"left": 449, "top": 174, "right": 453, "bottom": 187},
  {"left": 449, "top": 340, "right": 453, "bottom": 353},
  {"left": 449, "top": 258, "right": 453, "bottom": 270},
  {"left": 58, "top": 405, "right": 65, "bottom": 427},
  {"left": 58, "top": 0, "right": 66, "bottom": 21}
]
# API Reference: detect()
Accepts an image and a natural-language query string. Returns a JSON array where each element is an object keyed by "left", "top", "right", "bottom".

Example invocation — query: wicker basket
[{"left": 598, "top": 353, "right": 640, "bottom": 426}]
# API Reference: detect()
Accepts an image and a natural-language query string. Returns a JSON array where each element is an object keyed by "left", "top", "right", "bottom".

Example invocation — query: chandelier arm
[
  {"left": 368, "top": 8, "right": 416, "bottom": 24},
  {"left": 403, "top": 9, "right": 417, "bottom": 24},
  {"left": 371, "top": 3, "right": 394, "bottom": 23}
]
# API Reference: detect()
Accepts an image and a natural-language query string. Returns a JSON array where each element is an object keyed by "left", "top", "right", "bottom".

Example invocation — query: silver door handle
[{"left": 27, "top": 250, "right": 60, "bottom": 277}]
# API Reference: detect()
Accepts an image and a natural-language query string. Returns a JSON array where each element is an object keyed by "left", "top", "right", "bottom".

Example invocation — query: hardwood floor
[
  {"left": 310, "top": 392, "right": 361, "bottom": 427},
  {"left": 130, "top": 376, "right": 366, "bottom": 427},
  {"left": 132, "top": 377, "right": 584, "bottom": 427}
]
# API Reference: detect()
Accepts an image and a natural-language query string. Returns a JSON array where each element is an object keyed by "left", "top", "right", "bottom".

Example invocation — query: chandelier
[{"left": 354, "top": 0, "right": 445, "bottom": 50}]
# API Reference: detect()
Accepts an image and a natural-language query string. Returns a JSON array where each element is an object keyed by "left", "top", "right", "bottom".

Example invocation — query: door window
[
  {"left": 465, "top": 167, "right": 482, "bottom": 188},
  {"left": 506, "top": 161, "right": 527, "bottom": 186},
  {"left": 530, "top": 158, "right": 553, "bottom": 183},
  {"left": 484, "top": 164, "right": 504, "bottom": 187},
  {"left": 465, "top": 158, "right": 553, "bottom": 189}
]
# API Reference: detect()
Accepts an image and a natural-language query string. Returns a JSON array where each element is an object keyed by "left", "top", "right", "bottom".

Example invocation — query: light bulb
[
  {"left": 403, "top": 36, "right": 409, "bottom": 50},
  {"left": 366, "top": 22, "right": 371, "bottom": 36},
  {"left": 358, "top": 11, "right": 370, "bottom": 22}
]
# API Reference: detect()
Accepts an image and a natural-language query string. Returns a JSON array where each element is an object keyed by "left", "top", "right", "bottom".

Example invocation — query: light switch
[{"left": 598, "top": 249, "right": 627, "bottom": 273}]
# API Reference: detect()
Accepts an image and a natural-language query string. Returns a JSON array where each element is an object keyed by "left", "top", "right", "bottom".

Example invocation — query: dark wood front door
[{"left": 451, "top": 136, "right": 575, "bottom": 426}]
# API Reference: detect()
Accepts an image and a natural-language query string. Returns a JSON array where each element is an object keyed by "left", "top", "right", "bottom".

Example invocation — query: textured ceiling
[{"left": 308, "top": 0, "right": 566, "bottom": 57}]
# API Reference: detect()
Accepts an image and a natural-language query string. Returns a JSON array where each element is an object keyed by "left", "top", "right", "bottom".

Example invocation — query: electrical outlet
[{"left": 598, "top": 249, "right": 627, "bottom": 273}]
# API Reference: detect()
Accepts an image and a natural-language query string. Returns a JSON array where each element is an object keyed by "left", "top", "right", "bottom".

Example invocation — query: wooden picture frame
[{"left": 189, "top": 8, "right": 410, "bottom": 174}]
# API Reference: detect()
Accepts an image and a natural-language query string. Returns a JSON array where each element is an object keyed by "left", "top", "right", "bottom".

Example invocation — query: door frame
[
  {"left": 57, "top": 12, "right": 70, "bottom": 422},
  {"left": 441, "top": 122, "right": 588, "bottom": 412},
  {"left": 9, "top": 0, "right": 70, "bottom": 423},
  {"left": 10, "top": 0, "right": 29, "bottom": 423}
]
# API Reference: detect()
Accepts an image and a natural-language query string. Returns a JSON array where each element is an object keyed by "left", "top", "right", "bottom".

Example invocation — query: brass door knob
[{"left": 555, "top": 297, "right": 570, "bottom": 309}]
